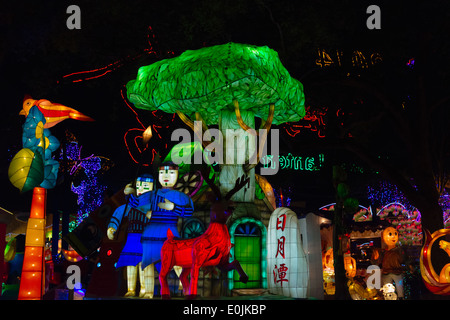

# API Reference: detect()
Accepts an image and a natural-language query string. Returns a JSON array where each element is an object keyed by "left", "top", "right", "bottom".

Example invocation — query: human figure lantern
[
  {"left": 126, "top": 43, "right": 306, "bottom": 202},
  {"left": 267, "top": 207, "right": 309, "bottom": 298},
  {"left": 372, "top": 226, "right": 406, "bottom": 299},
  {"left": 139, "top": 161, "right": 194, "bottom": 298},
  {"left": 159, "top": 167, "right": 249, "bottom": 299},
  {"left": 8, "top": 97, "right": 93, "bottom": 300},
  {"left": 107, "top": 173, "right": 154, "bottom": 298}
]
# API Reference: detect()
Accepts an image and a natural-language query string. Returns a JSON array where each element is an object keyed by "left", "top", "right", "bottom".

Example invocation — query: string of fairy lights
[{"left": 57, "top": 131, "right": 113, "bottom": 227}]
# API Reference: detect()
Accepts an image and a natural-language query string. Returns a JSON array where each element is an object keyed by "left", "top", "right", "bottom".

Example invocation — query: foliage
[{"left": 126, "top": 42, "right": 305, "bottom": 124}]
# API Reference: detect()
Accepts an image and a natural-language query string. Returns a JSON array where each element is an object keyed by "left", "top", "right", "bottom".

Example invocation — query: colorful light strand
[{"left": 57, "top": 132, "right": 112, "bottom": 225}]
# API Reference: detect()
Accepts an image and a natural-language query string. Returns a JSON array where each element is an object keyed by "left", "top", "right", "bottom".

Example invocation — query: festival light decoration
[
  {"left": 381, "top": 283, "right": 398, "bottom": 300},
  {"left": 57, "top": 132, "right": 112, "bottom": 224},
  {"left": 282, "top": 105, "right": 327, "bottom": 138},
  {"left": 348, "top": 280, "right": 378, "bottom": 300},
  {"left": 8, "top": 148, "right": 44, "bottom": 193},
  {"left": 376, "top": 203, "right": 423, "bottom": 246},
  {"left": 127, "top": 42, "right": 304, "bottom": 125},
  {"left": 367, "top": 180, "right": 414, "bottom": 211},
  {"left": 382, "top": 226, "right": 399, "bottom": 250},
  {"left": 370, "top": 226, "right": 405, "bottom": 299},
  {"left": 20, "top": 97, "right": 94, "bottom": 128},
  {"left": 58, "top": 26, "right": 175, "bottom": 167},
  {"left": 107, "top": 174, "right": 155, "bottom": 298},
  {"left": 126, "top": 42, "right": 306, "bottom": 202},
  {"left": 322, "top": 248, "right": 335, "bottom": 295},
  {"left": 273, "top": 187, "right": 292, "bottom": 208},
  {"left": 18, "top": 187, "right": 46, "bottom": 300},
  {"left": 9, "top": 98, "right": 94, "bottom": 300},
  {"left": 61, "top": 26, "right": 173, "bottom": 84},
  {"left": 267, "top": 207, "right": 309, "bottom": 298},
  {"left": 121, "top": 87, "right": 175, "bottom": 166},
  {"left": 159, "top": 170, "right": 249, "bottom": 299},
  {"left": 140, "top": 162, "right": 195, "bottom": 298},
  {"left": 420, "top": 228, "right": 450, "bottom": 295},
  {"left": 260, "top": 153, "right": 325, "bottom": 172},
  {"left": 4, "top": 237, "right": 17, "bottom": 262},
  {"left": 315, "top": 48, "right": 382, "bottom": 69},
  {"left": 344, "top": 254, "right": 356, "bottom": 278}
]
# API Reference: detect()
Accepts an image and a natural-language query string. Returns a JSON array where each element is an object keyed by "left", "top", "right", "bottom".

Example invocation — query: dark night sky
[{"left": 1, "top": 0, "right": 448, "bottom": 215}]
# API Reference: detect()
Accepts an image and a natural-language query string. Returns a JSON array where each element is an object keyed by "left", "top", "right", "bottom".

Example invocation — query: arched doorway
[{"left": 228, "top": 217, "right": 267, "bottom": 290}]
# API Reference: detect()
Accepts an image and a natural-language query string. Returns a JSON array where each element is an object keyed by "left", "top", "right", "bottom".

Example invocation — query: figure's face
[
  {"left": 159, "top": 168, "right": 178, "bottom": 188},
  {"left": 136, "top": 180, "right": 153, "bottom": 196},
  {"left": 383, "top": 227, "right": 398, "bottom": 248}
]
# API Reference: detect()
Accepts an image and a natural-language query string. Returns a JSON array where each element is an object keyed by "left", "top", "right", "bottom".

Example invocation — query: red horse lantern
[{"left": 159, "top": 169, "right": 249, "bottom": 299}]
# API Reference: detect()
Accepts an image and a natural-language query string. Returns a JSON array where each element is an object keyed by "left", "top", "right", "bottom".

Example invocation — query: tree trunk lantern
[{"left": 126, "top": 42, "right": 305, "bottom": 202}]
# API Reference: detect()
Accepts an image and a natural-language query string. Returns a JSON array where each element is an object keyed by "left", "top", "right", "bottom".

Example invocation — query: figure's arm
[
  {"left": 156, "top": 190, "right": 194, "bottom": 216},
  {"left": 107, "top": 205, "right": 126, "bottom": 239},
  {"left": 170, "top": 197, "right": 194, "bottom": 217},
  {"left": 136, "top": 191, "right": 153, "bottom": 219}
]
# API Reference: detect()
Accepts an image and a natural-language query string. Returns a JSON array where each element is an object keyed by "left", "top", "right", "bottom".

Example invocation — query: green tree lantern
[{"left": 126, "top": 42, "right": 305, "bottom": 202}]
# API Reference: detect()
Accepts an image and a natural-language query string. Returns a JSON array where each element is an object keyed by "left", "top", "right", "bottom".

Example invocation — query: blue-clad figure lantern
[{"left": 107, "top": 173, "right": 155, "bottom": 298}]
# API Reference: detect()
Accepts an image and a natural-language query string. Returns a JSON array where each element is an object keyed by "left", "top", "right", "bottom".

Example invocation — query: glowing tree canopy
[
  {"left": 126, "top": 43, "right": 305, "bottom": 202},
  {"left": 126, "top": 42, "right": 305, "bottom": 125}
]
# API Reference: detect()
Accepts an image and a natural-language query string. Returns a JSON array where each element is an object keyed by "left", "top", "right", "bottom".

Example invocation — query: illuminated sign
[{"left": 261, "top": 153, "right": 324, "bottom": 171}]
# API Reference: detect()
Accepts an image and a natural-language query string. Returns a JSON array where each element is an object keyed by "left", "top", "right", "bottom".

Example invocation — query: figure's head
[
  {"left": 382, "top": 226, "right": 398, "bottom": 250},
  {"left": 158, "top": 161, "right": 179, "bottom": 188},
  {"left": 136, "top": 173, "right": 154, "bottom": 196}
]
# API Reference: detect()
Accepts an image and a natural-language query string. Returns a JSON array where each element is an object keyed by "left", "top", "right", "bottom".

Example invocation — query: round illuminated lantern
[
  {"left": 8, "top": 148, "right": 44, "bottom": 193},
  {"left": 421, "top": 229, "right": 450, "bottom": 295},
  {"left": 382, "top": 226, "right": 398, "bottom": 250}
]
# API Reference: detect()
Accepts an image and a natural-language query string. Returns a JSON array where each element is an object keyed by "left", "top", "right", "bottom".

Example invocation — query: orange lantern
[
  {"left": 421, "top": 229, "right": 450, "bottom": 295},
  {"left": 344, "top": 254, "right": 356, "bottom": 278},
  {"left": 18, "top": 187, "right": 46, "bottom": 300}
]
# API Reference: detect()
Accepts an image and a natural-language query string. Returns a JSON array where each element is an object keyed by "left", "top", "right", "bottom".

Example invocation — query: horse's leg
[
  {"left": 219, "top": 259, "right": 249, "bottom": 284},
  {"left": 188, "top": 245, "right": 206, "bottom": 299},
  {"left": 159, "top": 247, "right": 174, "bottom": 299},
  {"left": 179, "top": 267, "right": 191, "bottom": 296},
  {"left": 188, "top": 265, "right": 200, "bottom": 299}
]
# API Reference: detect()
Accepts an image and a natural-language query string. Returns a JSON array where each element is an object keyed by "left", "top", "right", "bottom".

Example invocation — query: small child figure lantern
[{"left": 372, "top": 226, "right": 406, "bottom": 299}]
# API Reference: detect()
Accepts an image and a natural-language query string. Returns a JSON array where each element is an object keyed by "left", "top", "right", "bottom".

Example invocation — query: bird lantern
[{"left": 12, "top": 98, "right": 94, "bottom": 300}]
